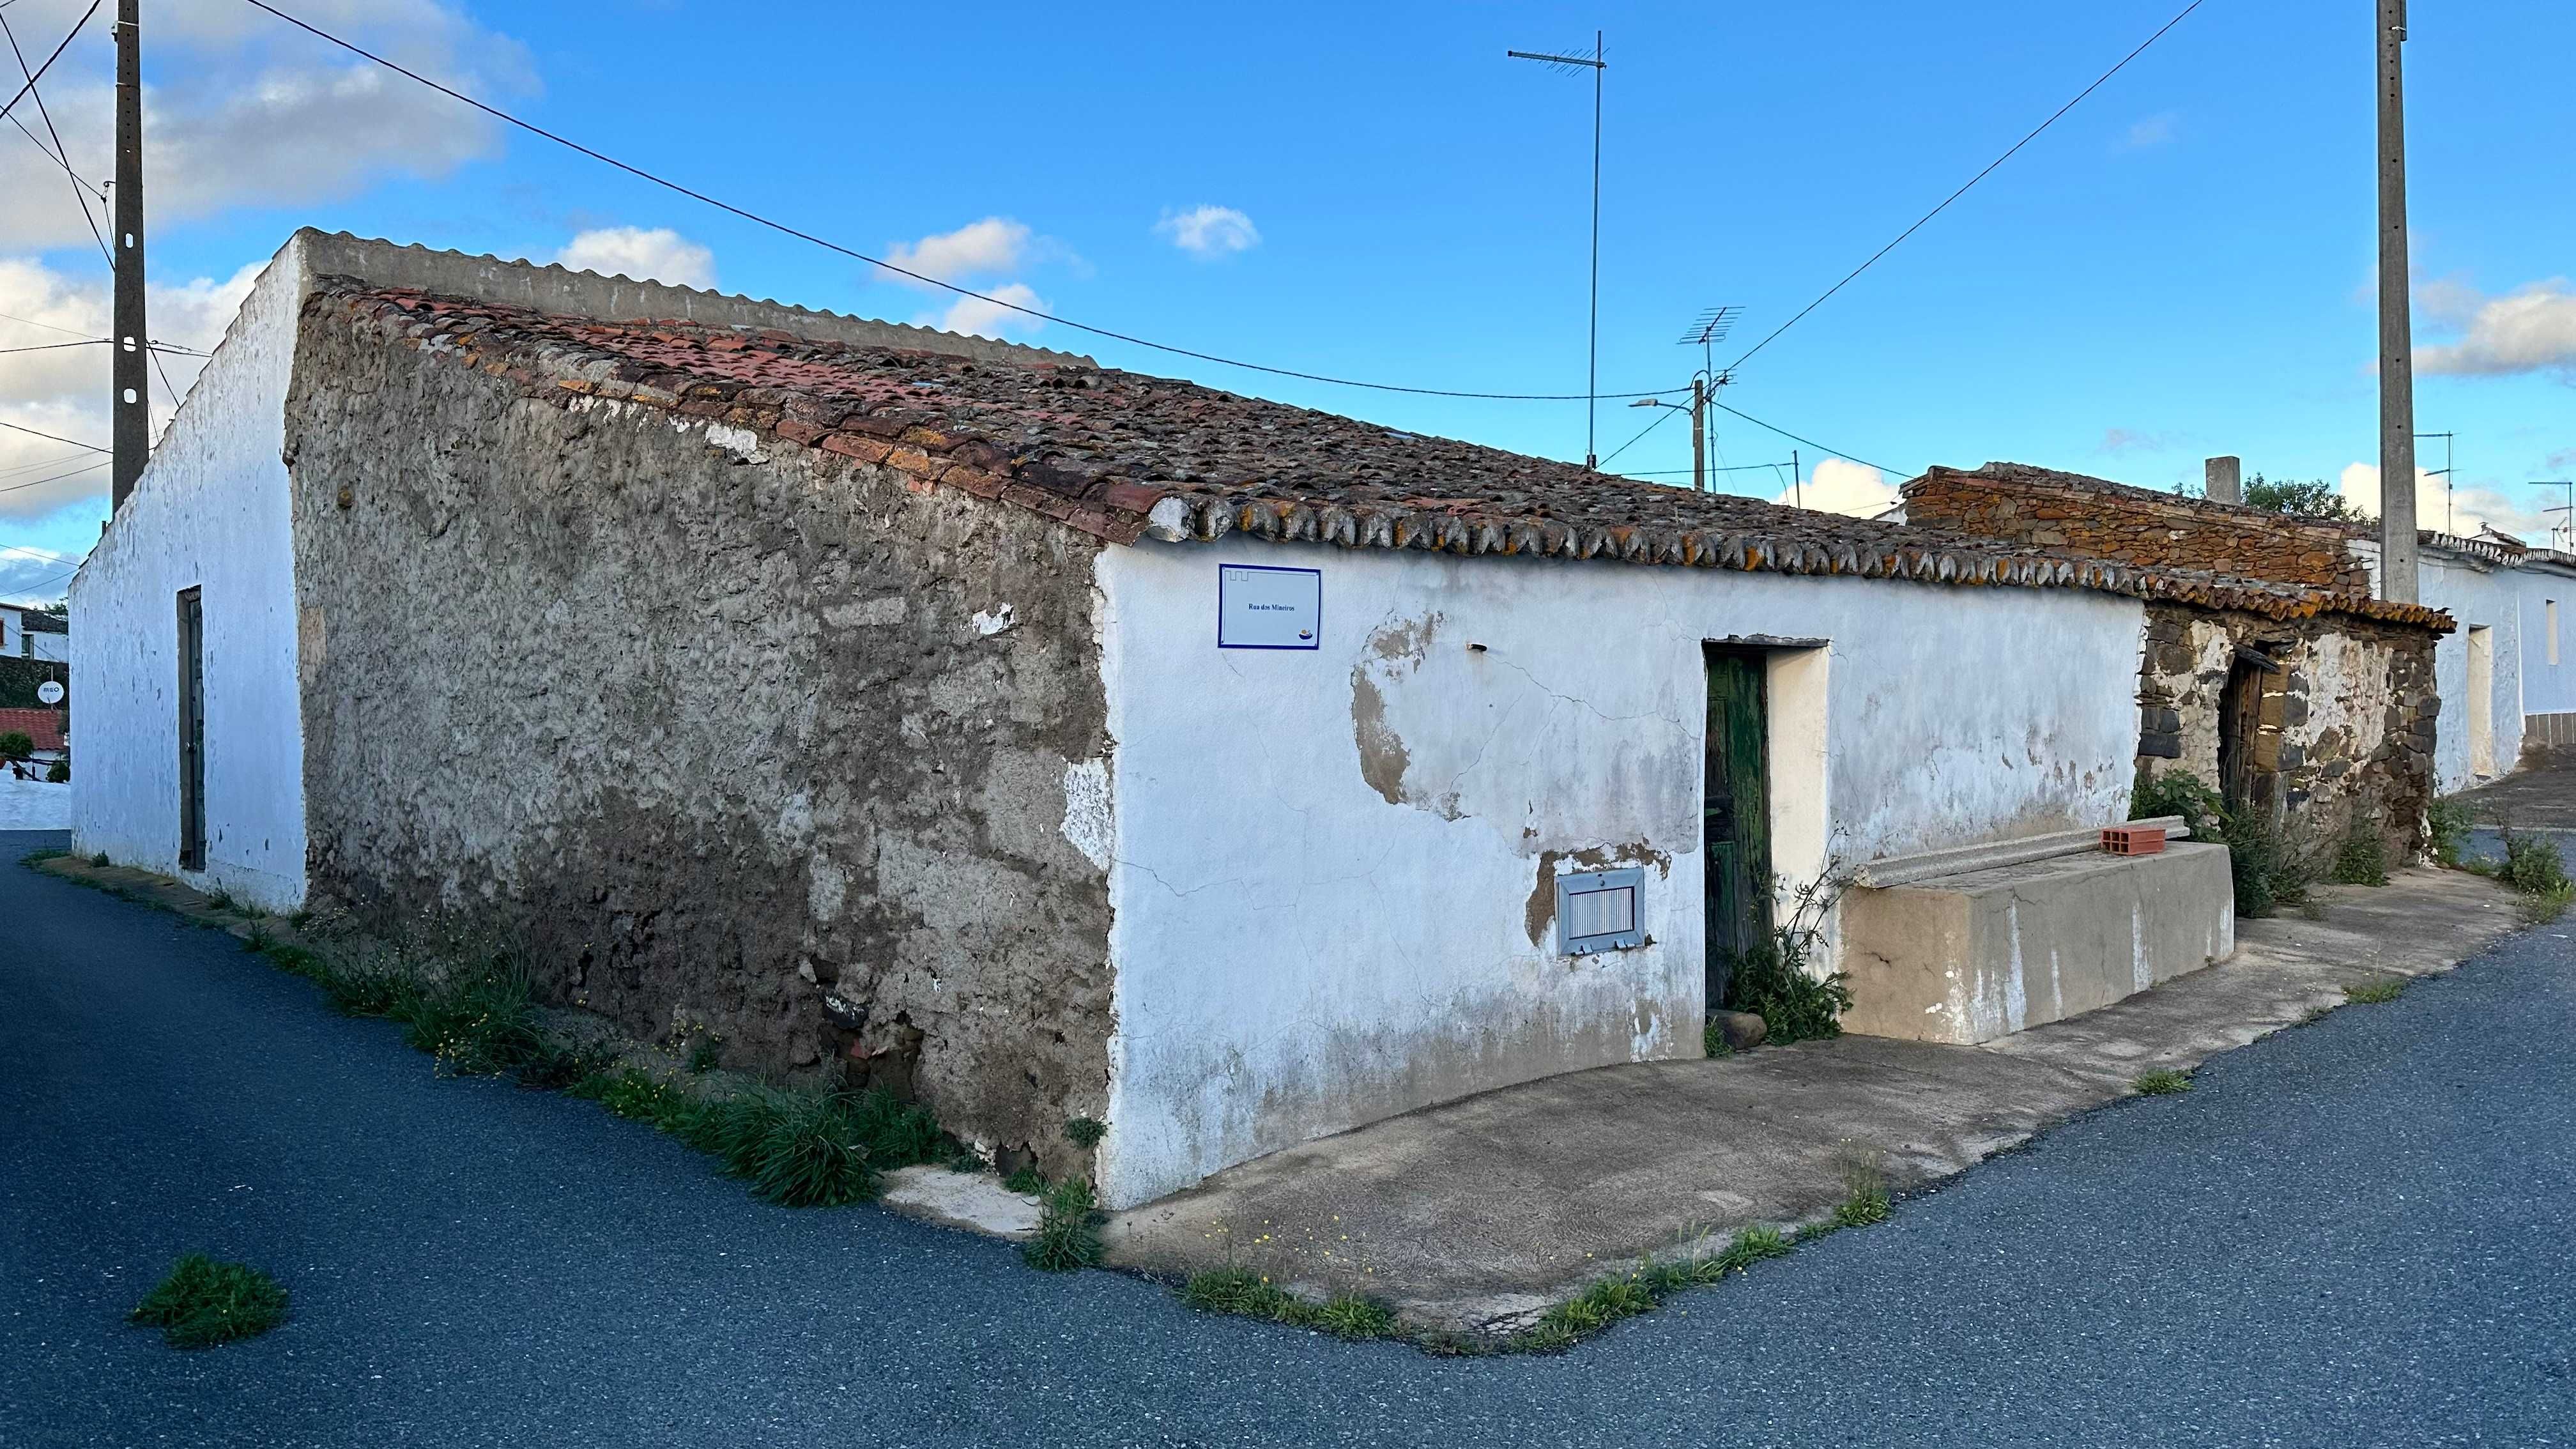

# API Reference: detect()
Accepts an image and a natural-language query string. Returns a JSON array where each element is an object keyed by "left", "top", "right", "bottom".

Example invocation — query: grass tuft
[
  {"left": 2521, "top": 881, "right": 2574, "bottom": 927},
  {"left": 1063, "top": 1116, "right": 1107, "bottom": 1149},
  {"left": 129, "top": 1255, "right": 288, "bottom": 1349},
  {"left": 2344, "top": 976, "right": 2406, "bottom": 1005},
  {"left": 1002, "top": 1165, "right": 1048, "bottom": 1196},
  {"left": 1020, "top": 1177, "right": 1105, "bottom": 1271},
  {"left": 2329, "top": 824, "right": 2389, "bottom": 886},
  {"left": 677, "top": 1085, "right": 882, "bottom": 1208},
  {"left": 1702, "top": 1018, "right": 1733, "bottom": 1058},
  {"left": 2134, "top": 1068, "right": 2192, "bottom": 1096}
]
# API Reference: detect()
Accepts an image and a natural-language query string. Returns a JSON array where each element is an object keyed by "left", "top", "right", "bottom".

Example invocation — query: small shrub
[
  {"left": 1064, "top": 1116, "right": 1107, "bottom": 1149},
  {"left": 2330, "top": 824, "right": 2389, "bottom": 886},
  {"left": 0, "top": 730, "right": 33, "bottom": 763},
  {"left": 1021, "top": 1177, "right": 1104, "bottom": 1271},
  {"left": 89, "top": 851, "right": 109, "bottom": 867},
  {"left": 2134, "top": 772, "right": 2318, "bottom": 917},
  {"left": 2519, "top": 882, "right": 2573, "bottom": 927},
  {"left": 686, "top": 1035, "right": 722, "bottom": 1074},
  {"left": 2497, "top": 829, "right": 2573, "bottom": 898},
  {"left": 572, "top": 1068, "right": 690, "bottom": 1124},
  {"left": 129, "top": 1255, "right": 288, "bottom": 1349},
  {"left": 2134, "top": 1068, "right": 2192, "bottom": 1096},
  {"left": 1183, "top": 1266, "right": 1294, "bottom": 1317},
  {"left": 1003, "top": 1165, "right": 1048, "bottom": 1196},
  {"left": 2344, "top": 976, "right": 2405, "bottom": 1005},
  {"left": 2426, "top": 796, "right": 2476, "bottom": 868},
  {"left": 1702, "top": 1018, "right": 1732, "bottom": 1058},
  {"left": 45, "top": 758, "right": 68, "bottom": 783}
]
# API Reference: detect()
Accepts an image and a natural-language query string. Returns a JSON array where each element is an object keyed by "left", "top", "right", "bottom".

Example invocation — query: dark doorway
[
  {"left": 1703, "top": 647, "right": 1772, "bottom": 1006},
  {"left": 176, "top": 586, "right": 206, "bottom": 872},
  {"left": 2217, "top": 647, "right": 2279, "bottom": 813}
]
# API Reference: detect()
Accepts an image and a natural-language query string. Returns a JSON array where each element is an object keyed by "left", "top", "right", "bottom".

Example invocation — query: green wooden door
[{"left": 1704, "top": 650, "right": 1771, "bottom": 1005}]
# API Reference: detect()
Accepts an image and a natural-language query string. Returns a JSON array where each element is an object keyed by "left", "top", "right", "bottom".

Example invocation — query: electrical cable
[
  {"left": 0, "top": 0, "right": 95, "bottom": 128},
  {"left": 0, "top": 457, "right": 107, "bottom": 495},
  {"left": 234, "top": 0, "right": 1689, "bottom": 404},
  {"left": 3, "top": 8, "right": 114, "bottom": 267},
  {"left": 0, "top": 339, "right": 105, "bottom": 353},
  {"left": 0, "top": 309, "right": 92, "bottom": 339},
  {"left": 0, "top": 418, "right": 109, "bottom": 452},
  {"left": 1722, "top": 0, "right": 2207, "bottom": 374}
]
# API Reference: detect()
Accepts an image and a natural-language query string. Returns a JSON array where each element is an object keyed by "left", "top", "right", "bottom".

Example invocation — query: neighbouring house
[
  {"left": 71, "top": 233, "right": 2412, "bottom": 1208},
  {"left": 0, "top": 705, "right": 67, "bottom": 759},
  {"left": 1902, "top": 463, "right": 2451, "bottom": 858},
  {"left": 1, "top": 603, "right": 70, "bottom": 663},
  {"left": 2352, "top": 530, "right": 2576, "bottom": 785}
]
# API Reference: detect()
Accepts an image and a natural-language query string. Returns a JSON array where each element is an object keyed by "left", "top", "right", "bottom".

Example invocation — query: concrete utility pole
[
  {"left": 2205, "top": 456, "right": 2242, "bottom": 505},
  {"left": 110, "top": 0, "right": 146, "bottom": 510},
  {"left": 2375, "top": 0, "right": 2419, "bottom": 601}
]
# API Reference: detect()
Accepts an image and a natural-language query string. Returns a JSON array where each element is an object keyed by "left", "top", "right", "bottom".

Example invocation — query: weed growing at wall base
[
  {"left": 2344, "top": 976, "right": 2406, "bottom": 1005},
  {"left": 129, "top": 1255, "right": 288, "bottom": 1349},
  {"left": 1022, "top": 1178, "right": 1106, "bottom": 1271},
  {"left": 2134, "top": 1068, "right": 2192, "bottom": 1095}
]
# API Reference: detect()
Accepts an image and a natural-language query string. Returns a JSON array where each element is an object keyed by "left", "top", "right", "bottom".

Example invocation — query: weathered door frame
[{"left": 1702, "top": 643, "right": 1775, "bottom": 1008}]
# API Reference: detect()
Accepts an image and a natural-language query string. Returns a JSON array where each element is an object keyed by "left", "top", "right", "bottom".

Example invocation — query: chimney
[{"left": 2204, "top": 456, "right": 2242, "bottom": 505}]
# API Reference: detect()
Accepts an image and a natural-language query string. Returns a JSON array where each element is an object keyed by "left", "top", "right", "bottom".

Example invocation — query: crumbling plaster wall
[
  {"left": 282, "top": 301, "right": 1116, "bottom": 1173},
  {"left": 1093, "top": 536, "right": 2145, "bottom": 1208},
  {"left": 2135, "top": 602, "right": 2436, "bottom": 856},
  {"left": 68, "top": 246, "right": 310, "bottom": 910}
]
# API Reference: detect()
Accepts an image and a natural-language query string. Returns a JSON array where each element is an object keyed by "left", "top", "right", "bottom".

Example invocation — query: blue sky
[{"left": 4, "top": 0, "right": 2573, "bottom": 601}]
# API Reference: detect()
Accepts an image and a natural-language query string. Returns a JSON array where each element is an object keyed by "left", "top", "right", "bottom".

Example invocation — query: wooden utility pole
[
  {"left": 2375, "top": 0, "right": 2418, "bottom": 601},
  {"left": 111, "top": 0, "right": 146, "bottom": 510},
  {"left": 1689, "top": 376, "right": 1706, "bottom": 493}
]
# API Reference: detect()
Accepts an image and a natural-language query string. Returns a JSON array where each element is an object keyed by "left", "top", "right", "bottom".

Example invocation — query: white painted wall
[
  {"left": 1092, "top": 536, "right": 2145, "bottom": 1207},
  {"left": 68, "top": 241, "right": 309, "bottom": 910},
  {"left": 2518, "top": 560, "right": 2576, "bottom": 723}
]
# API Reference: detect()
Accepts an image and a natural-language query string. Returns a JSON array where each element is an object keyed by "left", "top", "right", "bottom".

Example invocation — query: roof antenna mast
[{"left": 1507, "top": 31, "right": 1606, "bottom": 469}]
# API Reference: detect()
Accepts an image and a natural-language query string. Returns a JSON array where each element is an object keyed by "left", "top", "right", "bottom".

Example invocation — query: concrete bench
[{"left": 1839, "top": 841, "right": 2235, "bottom": 1045}]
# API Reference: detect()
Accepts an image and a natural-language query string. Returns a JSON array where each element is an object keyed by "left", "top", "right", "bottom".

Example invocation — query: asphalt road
[{"left": 5, "top": 827, "right": 2573, "bottom": 1448}]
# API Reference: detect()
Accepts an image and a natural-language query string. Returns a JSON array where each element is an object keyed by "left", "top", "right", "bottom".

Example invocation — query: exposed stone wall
[
  {"left": 1906, "top": 463, "right": 2371, "bottom": 594},
  {"left": 2136, "top": 602, "right": 2437, "bottom": 858},
  {"left": 281, "top": 298, "right": 1116, "bottom": 1177}
]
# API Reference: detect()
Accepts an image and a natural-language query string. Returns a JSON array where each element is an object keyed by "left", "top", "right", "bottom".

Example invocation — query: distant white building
[
  {"left": 0, "top": 604, "right": 70, "bottom": 664},
  {"left": 2358, "top": 532, "right": 2576, "bottom": 788}
]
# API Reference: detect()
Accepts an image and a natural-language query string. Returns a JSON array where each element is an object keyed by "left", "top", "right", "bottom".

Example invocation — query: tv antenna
[{"left": 1507, "top": 31, "right": 1606, "bottom": 469}]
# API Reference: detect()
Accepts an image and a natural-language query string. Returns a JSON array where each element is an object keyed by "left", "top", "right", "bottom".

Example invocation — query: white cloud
[
  {"left": 1770, "top": 459, "right": 1898, "bottom": 518},
  {"left": 2119, "top": 112, "right": 2179, "bottom": 150},
  {"left": 2415, "top": 277, "right": 2576, "bottom": 378},
  {"left": 1, "top": 252, "right": 261, "bottom": 521},
  {"left": 2336, "top": 461, "right": 2561, "bottom": 544},
  {"left": 0, "top": 0, "right": 533, "bottom": 250},
  {"left": 1155, "top": 205, "right": 1259, "bottom": 259},
  {"left": 884, "top": 217, "right": 1032, "bottom": 286},
  {"left": 931, "top": 283, "right": 1046, "bottom": 340},
  {"left": 554, "top": 227, "right": 715, "bottom": 289}
]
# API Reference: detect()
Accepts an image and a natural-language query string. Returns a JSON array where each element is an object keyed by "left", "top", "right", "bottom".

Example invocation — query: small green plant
[
  {"left": 572, "top": 1068, "right": 690, "bottom": 1124},
  {"left": 679, "top": 1085, "right": 882, "bottom": 1208},
  {"left": 400, "top": 958, "right": 548, "bottom": 1077},
  {"left": 206, "top": 889, "right": 239, "bottom": 914},
  {"left": 45, "top": 758, "right": 68, "bottom": 783},
  {"left": 2497, "top": 827, "right": 2573, "bottom": 897},
  {"left": 1720, "top": 870, "right": 1855, "bottom": 1044},
  {"left": 1003, "top": 1165, "right": 1048, "bottom": 1195},
  {"left": 2134, "top": 1068, "right": 2192, "bottom": 1096},
  {"left": 2133, "top": 772, "right": 2317, "bottom": 917},
  {"left": 1701, "top": 1018, "right": 1733, "bottom": 1058},
  {"left": 2344, "top": 976, "right": 2406, "bottom": 1005},
  {"left": 2426, "top": 795, "right": 2476, "bottom": 868},
  {"left": 2520, "top": 882, "right": 2573, "bottom": 926},
  {"left": 1064, "top": 1116, "right": 1107, "bottom": 1150},
  {"left": 1021, "top": 1177, "right": 1105, "bottom": 1271},
  {"left": 1831, "top": 1146, "right": 1890, "bottom": 1229},
  {"left": 2330, "top": 823, "right": 2389, "bottom": 886},
  {"left": 129, "top": 1255, "right": 288, "bottom": 1349},
  {"left": 0, "top": 730, "right": 33, "bottom": 763},
  {"left": 1313, "top": 1293, "right": 1397, "bottom": 1340},
  {"left": 89, "top": 851, "right": 110, "bottom": 867},
  {"left": 686, "top": 1034, "right": 722, "bottom": 1074}
]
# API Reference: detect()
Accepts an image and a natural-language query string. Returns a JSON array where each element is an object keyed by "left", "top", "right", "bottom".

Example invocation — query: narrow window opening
[{"left": 176, "top": 587, "right": 206, "bottom": 872}]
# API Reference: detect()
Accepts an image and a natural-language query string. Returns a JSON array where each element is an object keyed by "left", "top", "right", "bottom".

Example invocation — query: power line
[
  {"left": 0, "top": 457, "right": 108, "bottom": 495},
  {"left": 0, "top": 448, "right": 91, "bottom": 477},
  {"left": 0, "top": 418, "right": 109, "bottom": 452},
  {"left": 1708, "top": 399, "right": 1905, "bottom": 477},
  {"left": 236, "top": 0, "right": 1689, "bottom": 406},
  {"left": 0, "top": 309, "right": 92, "bottom": 339},
  {"left": 1724, "top": 0, "right": 2207, "bottom": 374},
  {"left": 0, "top": 540, "right": 80, "bottom": 564},
  {"left": 0, "top": 0, "right": 95, "bottom": 128},
  {"left": 2, "top": 565, "right": 78, "bottom": 595},
  {"left": 2, "top": 6, "right": 114, "bottom": 268},
  {"left": 0, "top": 339, "right": 105, "bottom": 354}
]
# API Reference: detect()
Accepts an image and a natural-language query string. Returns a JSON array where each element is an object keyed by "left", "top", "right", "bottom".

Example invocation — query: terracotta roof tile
[{"left": 311, "top": 280, "right": 2451, "bottom": 631}]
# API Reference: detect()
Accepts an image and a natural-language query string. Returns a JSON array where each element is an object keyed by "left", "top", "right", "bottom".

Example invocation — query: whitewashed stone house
[{"left": 68, "top": 233, "right": 2430, "bottom": 1207}]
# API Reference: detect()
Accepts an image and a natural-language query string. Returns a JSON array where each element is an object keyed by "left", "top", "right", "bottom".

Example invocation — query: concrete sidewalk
[
  {"left": 2452, "top": 746, "right": 2575, "bottom": 832},
  {"left": 1103, "top": 866, "right": 2527, "bottom": 1336}
]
